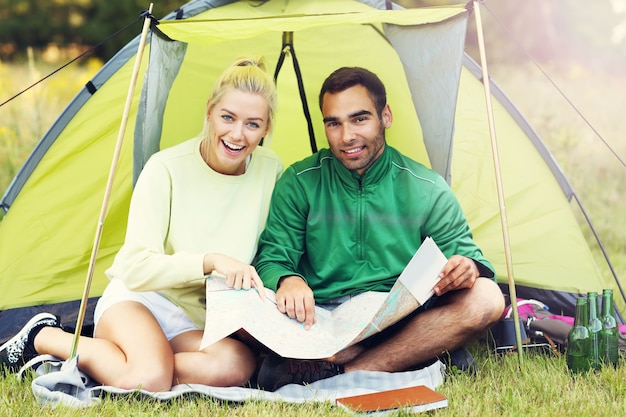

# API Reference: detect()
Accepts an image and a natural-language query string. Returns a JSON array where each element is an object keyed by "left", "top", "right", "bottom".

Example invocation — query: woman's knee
[
  {"left": 115, "top": 366, "right": 174, "bottom": 392},
  {"left": 95, "top": 303, "right": 175, "bottom": 391},
  {"left": 213, "top": 340, "right": 257, "bottom": 385},
  {"left": 178, "top": 338, "right": 256, "bottom": 386}
]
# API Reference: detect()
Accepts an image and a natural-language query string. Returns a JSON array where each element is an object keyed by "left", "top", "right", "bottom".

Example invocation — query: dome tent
[{"left": 0, "top": 0, "right": 621, "bottom": 343}]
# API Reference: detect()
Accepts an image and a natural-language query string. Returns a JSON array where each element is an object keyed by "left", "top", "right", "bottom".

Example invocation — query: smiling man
[{"left": 254, "top": 67, "right": 504, "bottom": 391}]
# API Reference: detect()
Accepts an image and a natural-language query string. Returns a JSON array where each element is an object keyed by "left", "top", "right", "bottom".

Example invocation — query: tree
[{"left": 0, "top": 0, "right": 184, "bottom": 60}]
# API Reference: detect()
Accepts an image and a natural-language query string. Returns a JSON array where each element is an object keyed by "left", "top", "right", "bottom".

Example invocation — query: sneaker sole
[{"left": 17, "top": 354, "right": 62, "bottom": 381}]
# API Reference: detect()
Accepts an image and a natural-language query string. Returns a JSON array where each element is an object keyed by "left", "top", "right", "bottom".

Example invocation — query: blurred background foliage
[
  {"left": 0, "top": 0, "right": 182, "bottom": 60},
  {"left": 403, "top": 0, "right": 626, "bottom": 74},
  {"left": 0, "top": 0, "right": 624, "bottom": 73}
]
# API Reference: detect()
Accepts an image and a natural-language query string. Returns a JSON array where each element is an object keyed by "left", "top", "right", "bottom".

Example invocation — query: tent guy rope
[
  {"left": 0, "top": 14, "right": 145, "bottom": 109},
  {"left": 68, "top": 3, "right": 155, "bottom": 361},
  {"left": 482, "top": 2, "right": 626, "bottom": 170}
]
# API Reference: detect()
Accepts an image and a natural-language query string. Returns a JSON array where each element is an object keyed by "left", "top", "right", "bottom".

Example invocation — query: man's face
[{"left": 321, "top": 85, "right": 391, "bottom": 175}]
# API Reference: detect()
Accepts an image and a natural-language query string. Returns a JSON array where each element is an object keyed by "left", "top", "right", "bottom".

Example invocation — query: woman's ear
[{"left": 205, "top": 99, "right": 212, "bottom": 118}]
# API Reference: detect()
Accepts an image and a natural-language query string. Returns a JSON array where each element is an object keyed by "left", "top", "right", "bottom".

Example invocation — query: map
[{"left": 200, "top": 237, "right": 447, "bottom": 359}]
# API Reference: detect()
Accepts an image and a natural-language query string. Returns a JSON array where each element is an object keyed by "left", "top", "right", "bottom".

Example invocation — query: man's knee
[{"left": 471, "top": 278, "right": 505, "bottom": 327}]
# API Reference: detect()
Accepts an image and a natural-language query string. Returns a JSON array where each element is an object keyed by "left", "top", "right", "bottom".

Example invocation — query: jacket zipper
[{"left": 357, "top": 177, "right": 364, "bottom": 260}]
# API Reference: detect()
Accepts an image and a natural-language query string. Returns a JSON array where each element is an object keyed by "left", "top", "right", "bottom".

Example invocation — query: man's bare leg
[
  {"left": 340, "top": 278, "right": 504, "bottom": 373},
  {"left": 256, "top": 279, "right": 504, "bottom": 391}
]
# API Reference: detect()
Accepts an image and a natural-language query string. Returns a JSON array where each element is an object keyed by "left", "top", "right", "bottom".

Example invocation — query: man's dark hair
[{"left": 318, "top": 67, "right": 387, "bottom": 117}]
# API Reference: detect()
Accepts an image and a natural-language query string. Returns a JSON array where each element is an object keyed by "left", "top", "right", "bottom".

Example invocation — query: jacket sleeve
[
  {"left": 255, "top": 166, "right": 309, "bottom": 291},
  {"left": 424, "top": 176, "right": 495, "bottom": 279}
]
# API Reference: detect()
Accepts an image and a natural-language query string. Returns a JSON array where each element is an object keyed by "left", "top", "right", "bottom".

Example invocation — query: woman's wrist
[{"left": 202, "top": 253, "right": 215, "bottom": 275}]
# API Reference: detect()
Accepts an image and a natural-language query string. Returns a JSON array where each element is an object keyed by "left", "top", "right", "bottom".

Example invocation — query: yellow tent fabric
[
  {"left": 453, "top": 63, "right": 623, "bottom": 315},
  {"left": 157, "top": 4, "right": 466, "bottom": 45}
]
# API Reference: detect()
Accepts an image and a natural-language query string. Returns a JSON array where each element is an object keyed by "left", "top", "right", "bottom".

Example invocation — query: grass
[
  {"left": 1, "top": 347, "right": 625, "bottom": 416},
  {"left": 439, "top": 348, "right": 626, "bottom": 417}
]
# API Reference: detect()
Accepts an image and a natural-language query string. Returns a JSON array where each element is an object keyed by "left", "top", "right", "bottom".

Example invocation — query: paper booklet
[
  {"left": 200, "top": 236, "right": 447, "bottom": 359},
  {"left": 335, "top": 384, "right": 448, "bottom": 414}
]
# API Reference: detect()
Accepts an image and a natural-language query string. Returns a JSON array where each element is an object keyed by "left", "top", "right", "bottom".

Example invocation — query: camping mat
[{"left": 25, "top": 355, "right": 445, "bottom": 408}]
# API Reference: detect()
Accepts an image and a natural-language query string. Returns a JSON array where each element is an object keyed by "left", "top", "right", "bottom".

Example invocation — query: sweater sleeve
[
  {"left": 105, "top": 157, "right": 205, "bottom": 291},
  {"left": 255, "top": 166, "right": 308, "bottom": 291}
]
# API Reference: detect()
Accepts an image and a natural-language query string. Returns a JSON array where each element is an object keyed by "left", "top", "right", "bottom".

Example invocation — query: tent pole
[
  {"left": 68, "top": 3, "right": 154, "bottom": 360},
  {"left": 472, "top": 0, "right": 525, "bottom": 367}
]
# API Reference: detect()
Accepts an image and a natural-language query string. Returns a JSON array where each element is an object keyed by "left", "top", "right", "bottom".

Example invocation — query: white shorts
[{"left": 93, "top": 278, "right": 200, "bottom": 340}]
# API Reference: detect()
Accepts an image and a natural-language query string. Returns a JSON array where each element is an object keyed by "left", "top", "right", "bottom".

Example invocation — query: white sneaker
[{"left": 0, "top": 312, "right": 59, "bottom": 375}]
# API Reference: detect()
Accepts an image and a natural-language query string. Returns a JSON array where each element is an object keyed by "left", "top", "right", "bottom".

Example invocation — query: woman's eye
[{"left": 221, "top": 114, "right": 233, "bottom": 121}]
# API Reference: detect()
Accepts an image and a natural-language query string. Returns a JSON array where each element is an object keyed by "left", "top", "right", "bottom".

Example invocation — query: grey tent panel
[
  {"left": 387, "top": 15, "right": 468, "bottom": 183},
  {"left": 133, "top": 36, "right": 188, "bottom": 185}
]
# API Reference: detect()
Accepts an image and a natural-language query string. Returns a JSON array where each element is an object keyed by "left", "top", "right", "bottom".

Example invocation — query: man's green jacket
[{"left": 256, "top": 145, "right": 494, "bottom": 303}]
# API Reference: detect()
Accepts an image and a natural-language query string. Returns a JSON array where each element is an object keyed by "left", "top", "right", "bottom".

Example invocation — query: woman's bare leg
[
  {"left": 170, "top": 331, "right": 256, "bottom": 387},
  {"left": 34, "top": 301, "right": 174, "bottom": 392}
]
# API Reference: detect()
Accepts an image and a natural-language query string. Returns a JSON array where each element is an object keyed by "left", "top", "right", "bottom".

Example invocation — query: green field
[{"left": 1, "top": 347, "right": 625, "bottom": 416}]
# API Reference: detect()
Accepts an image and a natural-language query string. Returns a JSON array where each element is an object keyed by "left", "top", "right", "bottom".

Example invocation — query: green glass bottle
[
  {"left": 600, "top": 289, "right": 619, "bottom": 368},
  {"left": 566, "top": 297, "right": 591, "bottom": 374},
  {"left": 587, "top": 291, "right": 602, "bottom": 370}
]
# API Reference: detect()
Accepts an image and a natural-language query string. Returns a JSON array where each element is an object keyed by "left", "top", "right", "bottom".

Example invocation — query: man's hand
[
  {"left": 275, "top": 276, "right": 317, "bottom": 330},
  {"left": 433, "top": 255, "right": 479, "bottom": 296}
]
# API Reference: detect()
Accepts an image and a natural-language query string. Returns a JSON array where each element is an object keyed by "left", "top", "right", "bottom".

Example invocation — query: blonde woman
[{"left": 1, "top": 57, "right": 282, "bottom": 391}]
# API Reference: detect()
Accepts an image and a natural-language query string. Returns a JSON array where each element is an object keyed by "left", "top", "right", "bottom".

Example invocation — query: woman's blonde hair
[{"left": 204, "top": 56, "right": 277, "bottom": 135}]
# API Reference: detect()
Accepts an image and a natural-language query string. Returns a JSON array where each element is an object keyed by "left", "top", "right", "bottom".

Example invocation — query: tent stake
[
  {"left": 472, "top": 0, "right": 525, "bottom": 368},
  {"left": 69, "top": 4, "right": 154, "bottom": 361}
]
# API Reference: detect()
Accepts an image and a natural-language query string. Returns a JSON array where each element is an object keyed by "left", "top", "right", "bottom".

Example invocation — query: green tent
[{"left": 0, "top": 0, "right": 622, "bottom": 341}]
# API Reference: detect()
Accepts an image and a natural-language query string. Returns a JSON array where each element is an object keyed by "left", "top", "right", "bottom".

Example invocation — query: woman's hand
[{"left": 203, "top": 253, "right": 265, "bottom": 299}]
